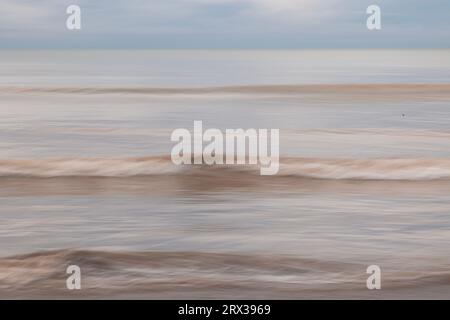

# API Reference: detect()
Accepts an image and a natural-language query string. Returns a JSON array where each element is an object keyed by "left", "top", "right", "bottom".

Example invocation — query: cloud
[
  {"left": 0, "top": 0, "right": 59, "bottom": 28},
  {"left": 0, "top": 0, "right": 449, "bottom": 48}
]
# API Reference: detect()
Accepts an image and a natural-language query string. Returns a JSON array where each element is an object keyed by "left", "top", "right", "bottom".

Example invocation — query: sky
[{"left": 0, "top": 0, "right": 449, "bottom": 48}]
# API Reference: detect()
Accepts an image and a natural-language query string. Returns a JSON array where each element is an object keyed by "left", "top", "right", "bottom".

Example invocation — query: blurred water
[
  {"left": 1, "top": 50, "right": 450, "bottom": 86},
  {"left": 0, "top": 50, "right": 450, "bottom": 298}
]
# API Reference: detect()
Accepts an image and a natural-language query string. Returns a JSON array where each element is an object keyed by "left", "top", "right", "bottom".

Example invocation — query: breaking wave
[
  {"left": 281, "top": 157, "right": 450, "bottom": 180},
  {"left": 0, "top": 156, "right": 450, "bottom": 180},
  {"left": 1, "top": 249, "right": 449, "bottom": 299}
]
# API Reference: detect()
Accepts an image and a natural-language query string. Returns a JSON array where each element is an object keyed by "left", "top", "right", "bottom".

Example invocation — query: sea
[{"left": 0, "top": 50, "right": 450, "bottom": 298}]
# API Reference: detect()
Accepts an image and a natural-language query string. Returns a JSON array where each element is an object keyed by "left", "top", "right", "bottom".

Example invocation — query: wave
[
  {"left": 0, "top": 249, "right": 357, "bottom": 299},
  {"left": 0, "top": 156, "right": 177, "bottom": 178},
  {"left": 1, "top": 249, "right": 449, "bottom": 299},
  {"left": 2, "top": 83, "right": 450, "bottom": 96},
  {"left": 281, "top": 157, "right": 450, "bottom": 180},
  {"left": 1, "top": 156, "right": 450, "bottom": 180}
]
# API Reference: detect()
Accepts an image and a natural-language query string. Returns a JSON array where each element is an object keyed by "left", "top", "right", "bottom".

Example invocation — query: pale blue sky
[{"left": 0, "top": 0, "right": 449, "bottom": 48}]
